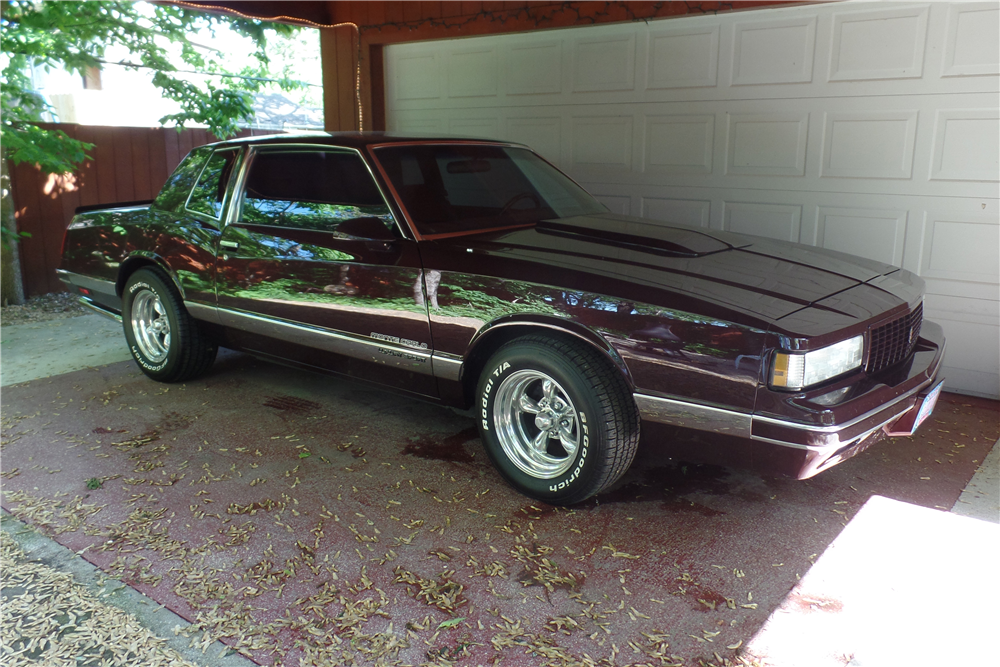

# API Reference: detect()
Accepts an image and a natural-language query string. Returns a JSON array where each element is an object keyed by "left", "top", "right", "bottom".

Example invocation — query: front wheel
[
  {"left": 122, "top": 268, "right": 217, "bottom": 382},
  {"left": 476, "top": 335, "right": 639, "bottom": 505}
]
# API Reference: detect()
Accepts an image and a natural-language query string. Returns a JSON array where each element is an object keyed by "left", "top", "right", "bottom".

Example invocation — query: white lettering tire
[
  {"left": 476, "top": 335, "right": 639, "bottom": 505},
  {"left": 122, "top": 268, "right": 217, "bottom": 382}
]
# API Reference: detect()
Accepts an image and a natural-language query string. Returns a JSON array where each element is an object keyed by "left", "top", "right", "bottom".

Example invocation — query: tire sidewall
[
  {"left": 123, "top": 270, "right": 180, "bottom": 380},
  {"left": 477, "top": 343, "right": 605, "bottom": 503}
]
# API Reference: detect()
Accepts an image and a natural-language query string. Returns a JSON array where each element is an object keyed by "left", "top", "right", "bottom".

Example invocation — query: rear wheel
[
  {"left": 476, "top": 335, "right": 639, "bottom": 505},
  {"left": 122, "top": 268, "right": 216, "bottom": 382}
]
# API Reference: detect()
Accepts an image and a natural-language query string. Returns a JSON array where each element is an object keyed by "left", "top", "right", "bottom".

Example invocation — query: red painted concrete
[{"left": 2, "top": 352, "right": 996, "bottom": 665}]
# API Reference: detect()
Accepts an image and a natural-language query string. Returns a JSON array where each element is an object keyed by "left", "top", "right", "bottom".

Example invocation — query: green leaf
[
  {"left": 1, "top": 0, "right": 305, "bottom": 174},
  {"left": 437, "top": 617, "right": 465, "bottom": 629},
  {"left": 298, "top": 452, "right": 311, "bottom": 458}
]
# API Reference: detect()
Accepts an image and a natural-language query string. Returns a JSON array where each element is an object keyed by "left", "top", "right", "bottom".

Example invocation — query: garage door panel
[
  {"left": 572, "top": 32, "right": 636, "bottom": 93},
  {"left": 942, "top": 3, "right": 1000, "bottom": 78},
  {"left": 828, "top": 5, "right": 929, "bottom": 82},
  {"left": 396, "top": 96, "right": 998, "bottom": 199},
  {"left": 930, "top": 109, "right": 1000, "bottom": 181},
  {"left": 724, "top": 201, "right": 802, "bottom": 242},
  {"left": 386, "top": 2, "right": 1000, "bottom": 396},
  {"left": 591, "top": 193, "right": 631, "bottom": 215},
  {"left": 391, "top": 51, "right": 442, "bottom": 101},
  {"left": 641, "top": 197, "right": 712, "bottom": 229},
  {"left": 816, "top": 207, "right": 908, "bottom": 267},
  {"left": 643, "top": 114, "right": 715, "bottom": 174},
  {"left": 569, "top": 115, "right": 635, "bottom": 174},
  {"left": 821, "top": 111, "right": 919, "bottom": 179},
  {"left": 447, "top": 46, "right": 499, "bottom": 98},
  {"left": 387, "top": 6, "right": 999, "bottom": 111},
  {"left": 729, "top": 15, "right": 817, "bottom": 86},
  {"left": 646, "top": 23, "right": 720, "bottom": 89},
  {"left": 394, "top": 115, "right": 443, "bottom": 134},
  {"left": 930, "top": 315, "right": 1000, "bottom": 398},
  {"left": 507, "top": 40, "right": 563, "bottom": 95},
  {"left": 922, "top": 217, "right": 1000, "bottom": 284},
  {"left": 505, "top": 117, "right": 562, "bottom": 163},
  {"left": 447, "top": 116, "right": 498, "bottom": 138},
  {"left": 725, "top": 112, "right": 809, "bottom": 176}
]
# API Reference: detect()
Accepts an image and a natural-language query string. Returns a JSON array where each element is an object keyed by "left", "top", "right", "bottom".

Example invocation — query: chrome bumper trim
[
  {"left": 634, "top": 393, "right": 752, "bottom": 438},
  {"left": 753, "top": 373, "right": 939, "bottom": 435},
  {"left": 57, "top": 269, "right": 116, "bottom": 296},
  {"left": 637, "top": 340, "right": 944, "bottom": 453},
  {"left": 751, "top": 411, "right": 901, "bottom": 453}
]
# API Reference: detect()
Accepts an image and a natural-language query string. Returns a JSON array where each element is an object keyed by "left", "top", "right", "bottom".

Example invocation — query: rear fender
[{"left": 117, "top": 252, "right": 186, "bottom": 300}]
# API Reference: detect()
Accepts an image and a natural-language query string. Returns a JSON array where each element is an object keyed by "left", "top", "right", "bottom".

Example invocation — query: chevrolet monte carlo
[{"left": 58, "top": 133, "right": 946, "bottom": 504}]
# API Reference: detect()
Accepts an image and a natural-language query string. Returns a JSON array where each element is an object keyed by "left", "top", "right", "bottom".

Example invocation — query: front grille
[{"left": 866, "top": 303, "right": 923, "bottom": 374}]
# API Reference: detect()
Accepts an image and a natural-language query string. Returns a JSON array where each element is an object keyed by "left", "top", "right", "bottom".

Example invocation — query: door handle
[{"left": 220, "top": 240, "right": 240, "bottom": 249}]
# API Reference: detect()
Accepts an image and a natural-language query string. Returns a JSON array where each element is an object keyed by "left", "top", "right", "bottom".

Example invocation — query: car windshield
[{"left": 373, "top": 144, "right": 606, "bottom": 238}]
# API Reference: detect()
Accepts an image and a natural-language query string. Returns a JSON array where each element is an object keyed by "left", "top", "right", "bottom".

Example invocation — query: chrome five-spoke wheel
[
  {"left": 494, "top": 370, "right": 580, "bottom": 479},
  {"left": 476, "top": 335, "right": 640, "bottom": 505},
  {"left": 131, "top": 290, "right": 171, "bottom": 362},
  {"left": 122, "top": 268, "right": 217, "bottom": 382}
]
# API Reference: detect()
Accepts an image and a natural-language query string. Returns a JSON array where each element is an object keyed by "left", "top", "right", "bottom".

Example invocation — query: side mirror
[{"left": 335, "top": 216, "right": 397, "bottom": 241}]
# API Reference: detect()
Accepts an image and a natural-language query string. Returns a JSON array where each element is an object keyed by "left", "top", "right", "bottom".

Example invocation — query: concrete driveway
[{"left": 2, "top": 313, "right": 998, "bottom": 666}]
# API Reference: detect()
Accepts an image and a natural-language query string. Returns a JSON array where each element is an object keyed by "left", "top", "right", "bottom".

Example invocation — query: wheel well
[
  {"left": 460, "top": 323, "right": 633, "bottom": 408},
  {"left": 117, "top": 257, "right": 171, "bottom": 298}
]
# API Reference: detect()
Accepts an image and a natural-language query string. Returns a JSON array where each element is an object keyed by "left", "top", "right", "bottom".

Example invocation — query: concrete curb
[{"left": 1, "top": 511, "right": 259, "bottom": 667}]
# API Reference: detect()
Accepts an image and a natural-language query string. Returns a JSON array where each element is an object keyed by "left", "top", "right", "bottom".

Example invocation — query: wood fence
[{"left": 9, "top": 124, "right": 274, "bottom": 296}]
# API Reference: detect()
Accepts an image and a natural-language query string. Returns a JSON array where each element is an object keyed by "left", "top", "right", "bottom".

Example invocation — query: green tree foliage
[{"left": 0, "top": 0, "right": 299, "bottom": 176}]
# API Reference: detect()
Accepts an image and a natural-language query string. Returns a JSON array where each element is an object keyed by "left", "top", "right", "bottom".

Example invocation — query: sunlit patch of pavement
[
  {"left": 745, "top": 495, "right": 1000, "bottom": 667},
  {"left": 1, "top": 314, "right": 132, "bottom": 386}
]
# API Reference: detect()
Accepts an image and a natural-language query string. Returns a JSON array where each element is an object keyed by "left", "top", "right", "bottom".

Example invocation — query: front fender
[{"left": 467, "top": 313, "right": 635, "bottom": 391}]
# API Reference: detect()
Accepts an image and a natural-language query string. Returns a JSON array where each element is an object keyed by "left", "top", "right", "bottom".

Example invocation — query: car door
[{"left": 214, "top": 145, "right": 437, "bottom": 396}]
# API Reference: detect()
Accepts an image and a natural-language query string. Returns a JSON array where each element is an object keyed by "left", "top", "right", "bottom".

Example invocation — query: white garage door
[{"left": 385, "top": 2, "right": 1000, "bottom": 398}]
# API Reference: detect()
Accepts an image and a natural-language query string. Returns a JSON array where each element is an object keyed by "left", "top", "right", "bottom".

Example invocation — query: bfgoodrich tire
[
  {"left": 476, "top": 335, "right": 640, "bottom": 505},
  {"left": 122, "top": 268, "right": 217, "bottom": 382}
]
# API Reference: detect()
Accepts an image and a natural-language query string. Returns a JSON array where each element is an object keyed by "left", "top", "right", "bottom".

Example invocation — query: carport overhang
[{"left": 170, "top": 0, "right": 802, "bottom": 133}]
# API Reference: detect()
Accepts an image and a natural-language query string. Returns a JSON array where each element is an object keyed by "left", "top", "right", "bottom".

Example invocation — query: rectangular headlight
[{"left": 772, "top": 335, "right": 864, "bottom": 390}]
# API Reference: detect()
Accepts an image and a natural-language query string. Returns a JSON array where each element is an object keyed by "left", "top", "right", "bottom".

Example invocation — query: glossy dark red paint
[{"left": 58, "top": 132, "right": 946, "bottom": 480}]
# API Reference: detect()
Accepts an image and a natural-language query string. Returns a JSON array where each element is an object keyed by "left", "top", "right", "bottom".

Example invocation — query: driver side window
[{"left": 240, "top": 150, "right": 395, "bottom": 233}]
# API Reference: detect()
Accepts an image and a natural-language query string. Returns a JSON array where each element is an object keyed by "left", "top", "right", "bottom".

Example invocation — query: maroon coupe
[{"left": 58, "top": 133, "right": 946, "bottom": 504}]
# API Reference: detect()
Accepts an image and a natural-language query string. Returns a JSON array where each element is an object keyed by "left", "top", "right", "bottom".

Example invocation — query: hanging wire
[{"left": 171, "top": 0, "right": 363, "bottom": 130}]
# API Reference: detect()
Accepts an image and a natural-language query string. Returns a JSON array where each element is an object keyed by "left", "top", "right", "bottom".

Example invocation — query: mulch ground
[{"left": 1, "top": 292, "right": 88, "bottom": 327}]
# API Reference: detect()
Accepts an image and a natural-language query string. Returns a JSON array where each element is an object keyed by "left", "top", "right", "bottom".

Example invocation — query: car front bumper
[{"left": 635, "top": 320, "right": 946, "bottom": 479}]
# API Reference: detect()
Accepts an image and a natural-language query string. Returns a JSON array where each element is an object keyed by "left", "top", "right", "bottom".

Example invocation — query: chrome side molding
[
  {"left": 431, "top": 352, "right": 464, "bottom": 382},
  {"left": 214, "top": 306, "right": 435, "bottom": 376}
]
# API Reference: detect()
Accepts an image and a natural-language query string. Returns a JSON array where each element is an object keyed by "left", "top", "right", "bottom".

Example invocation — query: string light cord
[{"left": 170, "top": 0, "right": 363, "bottom": 130}]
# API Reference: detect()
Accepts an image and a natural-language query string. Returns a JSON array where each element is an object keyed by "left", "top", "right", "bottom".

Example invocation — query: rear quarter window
[
  {"left": 151, "top": 147, "right": 213, "bottom": 213},
  {"left": 186, "top": 148, "right": 240, "bottom": 220}
]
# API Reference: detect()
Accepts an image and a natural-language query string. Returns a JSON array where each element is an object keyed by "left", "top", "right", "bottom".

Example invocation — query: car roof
[{"left": 214, "top": 131, "right": 524, "bottom": 150}]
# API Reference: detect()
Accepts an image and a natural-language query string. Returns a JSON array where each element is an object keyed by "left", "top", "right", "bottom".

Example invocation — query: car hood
[{"left": 455, "top": 213, "right": 907, "bottom": 326}]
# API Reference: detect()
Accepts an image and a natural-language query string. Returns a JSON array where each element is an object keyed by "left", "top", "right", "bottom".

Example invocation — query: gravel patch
[{"left": 1, "top": 292, "right": 88, "bottom": 327}]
